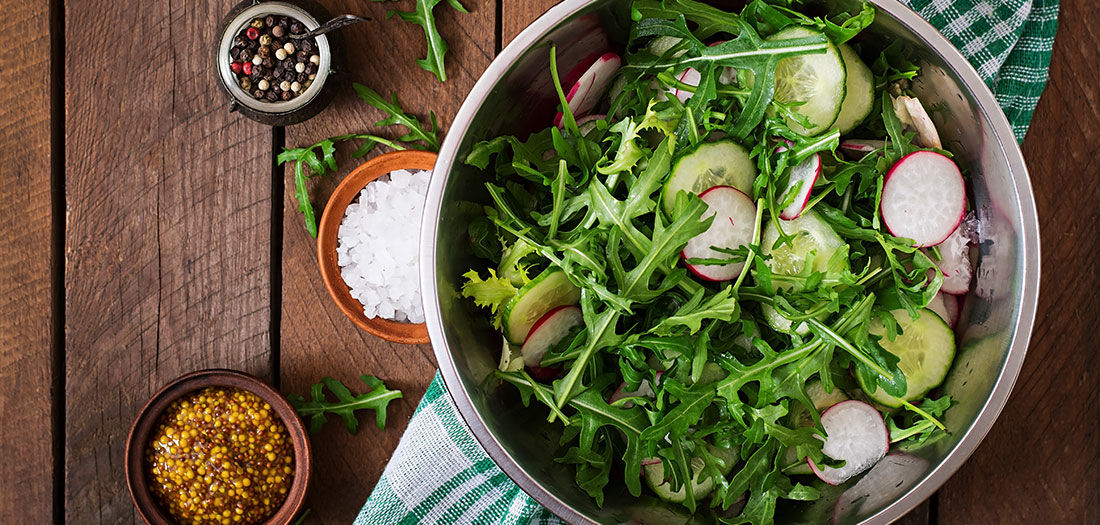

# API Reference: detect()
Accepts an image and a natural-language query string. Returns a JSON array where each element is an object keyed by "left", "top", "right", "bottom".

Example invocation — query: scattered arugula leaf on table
[
  {"left": 289, "top": 375, "right": 402, "bottom": 434},
  {"left": 387, "top": 0, "right": 469, "bottom": 82},
  {"left": 277, "top": 82, "right": 440, "bottom": 237}
]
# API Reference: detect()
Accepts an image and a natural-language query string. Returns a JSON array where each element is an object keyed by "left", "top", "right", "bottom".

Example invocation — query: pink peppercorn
[
  {"left": 246, "top": 27, "right": 260, "bottom": 40},
  {"left": 242, "top": 62, "right": 253, "bottom": 76},
  {"left": 230, "top": 61, "right": 242, "bottom": 74}
]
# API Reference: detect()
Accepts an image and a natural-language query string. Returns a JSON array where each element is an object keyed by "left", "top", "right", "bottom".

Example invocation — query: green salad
[{"left": 459, "top": 0, "right": 971, "bottom": 521}]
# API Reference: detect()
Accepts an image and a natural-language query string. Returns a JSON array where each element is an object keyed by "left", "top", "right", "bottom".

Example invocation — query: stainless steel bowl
[{"left": 421, "top": 1, "right": 1040, "bottom": 522}]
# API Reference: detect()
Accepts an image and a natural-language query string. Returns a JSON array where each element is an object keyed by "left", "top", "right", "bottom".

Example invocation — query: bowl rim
[
  {"left": 422, "top": 0, "right": 1040, "bottom": 523},
  {"left": 124, "top": 369, "right": 312, "bottom": 525},
  {"left": 317, "top": 149, "right": 435, "bottom": 345}
]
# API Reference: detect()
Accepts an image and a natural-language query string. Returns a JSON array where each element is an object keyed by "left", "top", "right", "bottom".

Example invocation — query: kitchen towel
[{"left": 356, "top": 1, "right": 1058, "bottom": 523}]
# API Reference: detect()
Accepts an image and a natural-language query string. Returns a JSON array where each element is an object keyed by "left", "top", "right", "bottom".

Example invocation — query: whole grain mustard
[{"left": 146, "top": 387, "right": 294, "bottom": 524}]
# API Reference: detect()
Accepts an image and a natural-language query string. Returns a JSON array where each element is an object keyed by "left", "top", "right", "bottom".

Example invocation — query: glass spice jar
[{"left": 214, "top": 0, "right": 341, "bottom": 125}]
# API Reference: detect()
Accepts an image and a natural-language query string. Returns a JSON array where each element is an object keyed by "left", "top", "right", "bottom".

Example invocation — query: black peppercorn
[
  {"left": 246, "top": 39, "right": 258, "bottom": 50},
  {"left": 290, "top": 22, "right": 303, "bottom": 34},
  {"left": 306, "top": 63, "right": 318, "bottom": 75},
  {"left": 273, "top": 66, "right": 284, "bottom": 78},
  {"left": 234, "top": 36, "right": 247, "bottom": 48},
  {"left": 296, "top": 50, "right": 309, "bottom": 61},
  {"left": 282, "top": 70, "right": 295, "bottom": 82},
  {"left": 265, "top": 91, "right": 278, "bottom": 102},
  {"left": 262, "top": 57, "right": 273, "bottom": 68},
  {"left": 257, "top": 45, "right": 270, "bottom": 58},
  {"left": 296, "top": 72, "right": 307, "bottom": 83},
  {"left": 279, "top": 16, "right": 289, "bottom": 26},
  {"left": 239, "top": 49, "right": 252, "bottom": 62},
  {"left": 253, "top": 89, "right": 264, "bottom": 99},
  {"left": 300, "top": 41, "right": 313, "bottom": 53},
  {"left": 265, "top": 15, "right": 275, "bottom": 27},
  {"left": 271, "top": 25, "right": 285, "bottom": 38},
  {"left": 281, "top": 91, "right": 293, "bottom": 101}
]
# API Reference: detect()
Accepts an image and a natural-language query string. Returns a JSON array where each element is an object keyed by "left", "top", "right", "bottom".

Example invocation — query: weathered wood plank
[
  {"left": 937, "top": 2, "right": 1100, "bottom": 523},
  {"left": 0, "top": 0, "right": 54, "bottom": 521},
  {"left": 63, "top": 0, "right": 273, "bottom": 521},
  {"left": 503, "top": 0, "right": 558, "bottom": 46},
  {"left": 278, "top": 1, "right": 495, "bottom": 522}
]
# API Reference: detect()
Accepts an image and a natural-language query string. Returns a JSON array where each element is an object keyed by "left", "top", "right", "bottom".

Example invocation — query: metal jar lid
[{"left": 214, "top": 0, "right": 341, "bottom": 126}]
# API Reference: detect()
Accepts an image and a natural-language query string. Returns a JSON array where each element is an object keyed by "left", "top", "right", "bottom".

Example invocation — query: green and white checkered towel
[{"left": 357, "top": 2, "right": 1057, "bottom": 523}]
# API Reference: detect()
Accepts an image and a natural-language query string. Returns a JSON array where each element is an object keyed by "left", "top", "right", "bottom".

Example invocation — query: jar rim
[{"left": 217, "top": 2, "right": 332, "bottom": 114}]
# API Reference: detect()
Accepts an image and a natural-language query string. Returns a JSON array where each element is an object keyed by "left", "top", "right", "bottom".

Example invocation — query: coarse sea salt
[{"left": 337, "top": 169, "right": 430, "bottom": 323}]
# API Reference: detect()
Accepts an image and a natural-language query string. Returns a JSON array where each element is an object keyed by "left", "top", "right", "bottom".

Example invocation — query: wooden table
[{"left": 1, "top": 0, "right": 1095, "bottom": 523}]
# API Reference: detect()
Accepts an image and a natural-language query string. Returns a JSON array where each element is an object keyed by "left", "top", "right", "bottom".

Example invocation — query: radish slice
[
  {"left": 555, "top": 53, "right": 622, "bottom": 127},
  {"left": 527, "top": 365, "right": 561, "bottom": 382},
  {"left": 930, "top": 216, "right": 977, "bottom": 294},
  {"left": 521, "top": 305, "right": 582, "bottom": 367},
  {"left": 668, "top": 68, "right": 701, "bottom": 103},
  {"left": 839, "top": 139, "right": 885, "bottom": 159},
  {"left": 893, "top": 96, "right": 942, "bottom": 149},
  {"left": 609, "top": 378, "right": 656, "bottom": 408},
  {"left": 779, "top": 153, "right": 821, "bottom": 220},
  {"left": 808, "top": 400, "right": 889, "bottom": 485},
  {"left": 682, "top": 186, "right": 757, "bottom": 282},
  {"left": 880, "top": 151, "right": 966, "bottom": 247}
]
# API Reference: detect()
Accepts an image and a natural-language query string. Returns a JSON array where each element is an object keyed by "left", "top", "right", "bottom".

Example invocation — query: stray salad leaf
[
  {"left": 278, "top": 83, "right": 439, "bottom": 237},
  {"left": 289, "top": 375, "right": 402, "bottom": 434}
]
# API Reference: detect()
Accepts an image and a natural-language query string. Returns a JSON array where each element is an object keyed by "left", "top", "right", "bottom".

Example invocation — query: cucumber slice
[
  {"left": 769, "top": 27, "right": 846, "bottom": 136},
  {"left": 661, "top": 141, "right": 757, "bottom": 217},
  {"left": 763, "top": 303, "right": 812, "bottom": 336},
  {"left": 832, "top": 43, "right": 874, "bottom": 134},
  {"left": 644, "top": 454, "right": 722, "bottom": 503},
  {"left": 761, "top": 210, "right": 847, "bottom": 291},
  {"left": 501, "top": 269, "right": 581, "bottom": 344},
  {"left": 860, "top": 309, "right": 956, "bottom": 408}
]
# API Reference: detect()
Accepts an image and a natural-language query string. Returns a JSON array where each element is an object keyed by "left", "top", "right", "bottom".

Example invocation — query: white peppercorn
[
  {"left": 290, "top": 81, "right": 301, "bottom": 92},
  {"left": 279, "top": 81, "right": 291, "bottom": 92},
  {"left": 294, "top": 62, "right": 305, "bottom": 73},
  {"left": 275, "top": 49, "right": 287, "bottom": 61},
  {"left": 309, "top": 54, "right": 320, "bottom": 65},
  {"left": 283, "top": 43, "right": 295, "bottom": 54},
  {"left": 257, "top": 79, "right": 270, "bottom": 91}
]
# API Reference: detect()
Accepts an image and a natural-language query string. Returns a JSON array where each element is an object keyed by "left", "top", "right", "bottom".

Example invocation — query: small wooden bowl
[
  {"left": 317, "top": 150, "right": 436, "bottom": 344},
  {"left": 125, "top": 369, "right": 312, "bottom": 525}
]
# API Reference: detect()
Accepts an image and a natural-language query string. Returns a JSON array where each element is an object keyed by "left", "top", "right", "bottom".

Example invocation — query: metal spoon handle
[{"left": 291, "top": 14, "right": 370, "bottom": 39}]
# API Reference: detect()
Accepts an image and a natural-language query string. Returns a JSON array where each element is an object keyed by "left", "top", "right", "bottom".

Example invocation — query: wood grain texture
[
  {"left": 278, "top": 1, "right": 495, "bottom": 522},
  {"left": 0, "top": 0, "right": 54, "bottom": 521},
  {"left": 936, "top": 2, "right": 1100, "bottom": 523},
  {"left": 503, "top": 0, "right": 558, "bottom": 46},
  {"left": 63, "top": 0, "right": 274, "bottom": 521}
]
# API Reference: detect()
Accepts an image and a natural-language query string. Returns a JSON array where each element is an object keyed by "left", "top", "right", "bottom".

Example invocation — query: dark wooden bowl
[
  {"left": 125, "top": 369, "right": 312, "bottom": 524},
  {"left": 316, "top": 150, "right": 436, "bottom": 344}
]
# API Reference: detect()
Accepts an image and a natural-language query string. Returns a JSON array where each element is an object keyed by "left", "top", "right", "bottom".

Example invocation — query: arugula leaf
[
  {"left": 353, "top": 83, "right": 441, "bottom": 150},
  {"left": 278, "top": 83, "right": 440, "bottom": 237},
  {"left": 388, "top": 0, "right": 468, "bottom": 82},
  {"left": 650, "top": 286, "right": 740, "bottom": 336},
  {"left": 278, "top": 134, "right": 405, "bottom": 237},
  {"left": 289, "top": 376, "right": 402, "bottom": 434}
]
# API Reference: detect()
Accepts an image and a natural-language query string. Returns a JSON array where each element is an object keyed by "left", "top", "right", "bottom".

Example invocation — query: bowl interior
[
  {"left": 317, "top": 149, "right": 435, "bottom": 345},
  {"left": 423, "top": 0, "right": 1038, "bottom": 524},
  {"left": 125, "top": 369, "right": 312, "bottom": 525}
]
